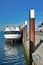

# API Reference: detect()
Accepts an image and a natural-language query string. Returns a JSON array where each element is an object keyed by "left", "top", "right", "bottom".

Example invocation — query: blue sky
[{"left": 0, "top": 0, "right": 43, "bottom": 29}]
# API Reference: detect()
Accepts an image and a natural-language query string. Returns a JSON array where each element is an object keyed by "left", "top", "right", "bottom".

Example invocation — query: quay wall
[{"left": 21, "top": 21, "right": 30, "bottom": 65}]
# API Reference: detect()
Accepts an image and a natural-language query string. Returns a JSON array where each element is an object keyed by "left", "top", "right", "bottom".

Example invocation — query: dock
[
  {"left": 22, "top": 32, "right": 43, "bottom": 65},
  {"left": 22, "top": 9, "right": 43, "bottom": 65},
  {"left": 32, "top": 32, "right": 43, "bottom": 65}
]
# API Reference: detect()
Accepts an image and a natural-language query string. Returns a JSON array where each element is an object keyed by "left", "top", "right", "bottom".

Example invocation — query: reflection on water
[
  {"left": 4, "top": 43, "right": 18, "bottom": 56},
  {"left": 0, "top": 32, "right": 26, "bottom": 65}
]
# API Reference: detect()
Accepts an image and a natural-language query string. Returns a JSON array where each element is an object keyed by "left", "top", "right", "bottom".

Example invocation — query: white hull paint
[{"left": 4, "top": 34, "right": 21, "bottom": 39}]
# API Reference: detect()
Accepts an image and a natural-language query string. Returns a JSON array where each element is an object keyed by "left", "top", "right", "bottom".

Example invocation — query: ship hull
[{"left": 4, "top": 34, "right": 21, "bottom": 40}]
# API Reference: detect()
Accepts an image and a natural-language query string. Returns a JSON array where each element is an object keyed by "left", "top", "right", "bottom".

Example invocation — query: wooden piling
[
  {"left": 29, "top": 9, "right": 35, "bottom": 65},
  {"left": 29, "top": 9, "right": 35, "bottom": 53}
]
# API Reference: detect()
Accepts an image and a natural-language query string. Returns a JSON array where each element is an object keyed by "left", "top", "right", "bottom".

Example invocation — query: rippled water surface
[{"left": 0, "top": 32, "right": 26, "bottom": 65}]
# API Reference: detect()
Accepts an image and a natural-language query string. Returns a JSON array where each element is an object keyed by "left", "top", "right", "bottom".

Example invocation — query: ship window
[
  {"left": 5, "top": 31, "right": 21, "bottom": 34},
  {"left": 12, "top": 31, "right": 21, "bottom": 34},
  {"left": 5, "top": 31, "right": 11, "bottom": 34}
]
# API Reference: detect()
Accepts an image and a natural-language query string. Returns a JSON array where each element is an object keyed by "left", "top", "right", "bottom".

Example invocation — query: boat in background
[
  {"left": 38, "top": 22, "right": 43, "bottom": 32},
  {"left": 4, "top": 26, "right": 21, "bottom": 40}
]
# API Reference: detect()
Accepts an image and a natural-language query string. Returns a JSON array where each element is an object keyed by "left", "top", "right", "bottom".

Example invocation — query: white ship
[
  {"left": 4, "top": 26, "right": 21, "bottom": 40},
  {"left": 38, "top": 22, "right": 43, "bottom": 32}
]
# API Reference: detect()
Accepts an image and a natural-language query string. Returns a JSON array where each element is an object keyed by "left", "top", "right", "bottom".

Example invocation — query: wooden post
[
  {"left": 24, "top": 21, "right": 27, "bottom": 42},
  {"left": 10, "top": 39, "right": 13, "bottom": 45},
  {"left": 22, "top": 21, "right": 27, "bottom": 43},
  {"left": 29, "top": 9, "right": 35, "bottom": 53},
  {"left": 22, "top": 24, "right": 25, "bottom": 43},
  {"left": 29, "top": 9, "right": 35, "bottom": 65}
]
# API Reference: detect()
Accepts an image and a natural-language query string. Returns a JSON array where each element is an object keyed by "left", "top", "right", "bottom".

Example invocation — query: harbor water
[{"left": 0, "top": 32, "right": 26, "bottom": 65}]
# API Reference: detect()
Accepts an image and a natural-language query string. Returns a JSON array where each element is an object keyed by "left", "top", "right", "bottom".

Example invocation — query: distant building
[{"left": 38, "top": 22, "right": 43, "bottom": 32}]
